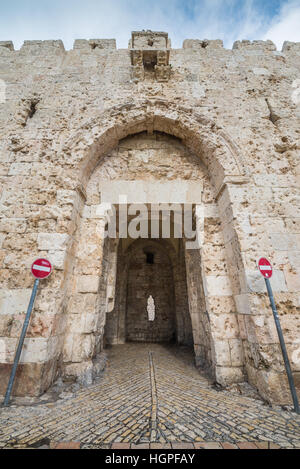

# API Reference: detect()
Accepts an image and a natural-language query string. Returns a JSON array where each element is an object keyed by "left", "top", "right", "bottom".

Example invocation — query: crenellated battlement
[{"left": 1, "top": 36, "right": 300, "bottom": 54}]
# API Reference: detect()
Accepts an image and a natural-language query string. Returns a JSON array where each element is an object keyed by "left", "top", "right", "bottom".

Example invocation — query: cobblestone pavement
[{"left": 0, "top": 343, "right": 300, "bottom": 449}]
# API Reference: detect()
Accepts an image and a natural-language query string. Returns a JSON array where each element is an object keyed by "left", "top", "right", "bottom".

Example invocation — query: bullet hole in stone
[
  {"left": 28, "top": 100, "right": 38, "bottom": 119},
  {"left": 265, "top": 98, "right": 278, "bottom": 126},
  {"left": 23, "top": 98, "right": 39, "bottom": 126}
]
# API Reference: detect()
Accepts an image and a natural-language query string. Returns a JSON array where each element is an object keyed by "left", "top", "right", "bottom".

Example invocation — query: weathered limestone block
[
  {"left": 64, "top": 333, "right": 96, "bottom": 363},
  {"left": 37, "top": 233, "right": 69, "bottom": 251},
  {"left": 56, "top": 189, "right": 77, "bottom": 205},
  {"left": 66, "top": 313, "right": 98, "bottom": 335},
  {"left": 201, "top": 244, "right": 228, "bottom": 276},
  {"left": 246, "top": 341, "right": 286, "bottom": 372},
  {"left": 244, "top": 270, "right": 287, "bottom": 293},
  {"left": 1, "top": 337, "right": 52, "bottom": 363},
  {"left": 204, "top": 275, "right": 233, "bottom": 297},
  {"left": 234, "top": 293, "right": 251, "bottom": 315},
  {"left": 252, "top": 67, "right": 271, "bottom": 76},
  {"left": 205, "top": 295, "right": 236, "bottom": 314},
  {"left": 0, "top": 361, "right": 57, "bottom": 397},
  {"left": 20, "top": 40, "right": 65, "bottom": 55},
  {"left": 63, "top": 353, "right": 106, "bottom": 386},
  {"left": 183, "top": 39, "right": 223, "bottom": 49},
  {"left": 48, "top": 250, "right": 65, "bottom": 270},
  {"left": 8, "top": 163, "right": 32, "bottom": 176},
  {"left": 284, "top": 267, "right": 300, "bottom": 292},
  {"left": 272, "top": 189, "right": 300, "bottom": 218},
  {"left": 73, "top": 39, "right": 116, "bottom": 50},
  {"left": 282, "top": 41, "right": 300, "bottom": 53},
  {"left": 155, "top": 64, "right": 171, "bottom": 82},
  {"left": 246, "top": 364, "right": 292, "bottom": 404},
  {"left": 287, "top": 341, "right": 300, "bottom": 370},
  {"left": 64, "top": 360, "right": 94, "bottom": 385},
  {"left": 73, "top": 39, "right": 91, "bottom": 50},
  {"left": 0, "top": 289, "right": 32, "bottom": 315},
  {"left": 77, "top": 275, "right": 99, "bottom": 293},
  {"left": 215, "top": 365, "right": 245, "bottom": 386},
  {"left": 0, "top": 312, "right": 61, "bottom": 339},
  {"left": 232, "top": 40, "right": 276, "bottom": 51},
  {"left": 0, "top": 218, "right": 27, "bottom": 233},
  {"left": 209, "top": 313, "right": 240, "bottom": 339},
  {"left": 212, "top": 340, "right": 231, "bottom": 366},
  {"left": 105, "top": 242, "right": 118, "bottom": 313},
  {"left": 34, "top": 289, "right": 64, "bottom": 314},
  {"left": 0, "top": 41, "right": 14, "bottom": 51},
  {"left": 68, "top": 293, "right": 97, "bottom": 314},
  {"left": 250, "top": 216, "right": 285, "bottom": 233},
  {"left": 89, "top": 39, "right": 116, "bottom": 49},
  {"left": 131, "top": 31, "right": 169, "bottom": 49},
  {"left": 229, "top": 338, "right": 244, "bottom": 367}
]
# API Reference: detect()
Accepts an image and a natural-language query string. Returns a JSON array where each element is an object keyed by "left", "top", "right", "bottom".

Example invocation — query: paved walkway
[{"left": 0, "top": 344, "right": 300, "bottom": 449}]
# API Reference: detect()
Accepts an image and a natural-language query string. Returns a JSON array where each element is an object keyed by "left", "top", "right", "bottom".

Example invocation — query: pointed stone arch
[
  {"left": 61, "top": 107, "right": 251, "bottom": 392},
  {"left": 63, "top": 100, "right": 249, "bottom": 196}
]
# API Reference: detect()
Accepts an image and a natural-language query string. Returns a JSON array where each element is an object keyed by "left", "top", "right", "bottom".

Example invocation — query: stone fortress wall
[{"left": 0, "top": 31, "right": 299, "bottom": 404}]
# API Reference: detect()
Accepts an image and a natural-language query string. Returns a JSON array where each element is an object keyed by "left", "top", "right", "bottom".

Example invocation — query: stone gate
[{"left": 0, "top": 30, "right": 300, "bottom": 405}]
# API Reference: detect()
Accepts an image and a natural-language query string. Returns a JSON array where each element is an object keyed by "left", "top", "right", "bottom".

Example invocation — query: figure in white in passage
[{"left": 147, "top": 295, "right": 155, "bottom": 321}]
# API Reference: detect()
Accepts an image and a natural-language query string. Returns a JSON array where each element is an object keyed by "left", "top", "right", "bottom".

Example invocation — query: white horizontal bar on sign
[
  {"left": 99, "top": 180, "right": 203, "bottom": 204},
  {"left": 32, "top": 264, "right": 51, "bottom": 272},
  {"left": 259, "top": 265, "right": 272, "bottom": 270}
]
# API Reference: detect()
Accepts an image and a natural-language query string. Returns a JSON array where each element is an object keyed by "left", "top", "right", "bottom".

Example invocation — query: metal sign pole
[
  {"left": 265, "top": 277, "right": 300, "bottom": 414},
  {"left": 3, "top": 278, "right": 40, "bottom": 407}
]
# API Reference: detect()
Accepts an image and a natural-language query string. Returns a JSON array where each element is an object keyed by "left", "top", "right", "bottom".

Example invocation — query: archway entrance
[
  {"left": 63, "top": 128, "right": 244, "bottom": 395},
  {"left": 105, "top": 238, "right": 193, "bottom": 347}
]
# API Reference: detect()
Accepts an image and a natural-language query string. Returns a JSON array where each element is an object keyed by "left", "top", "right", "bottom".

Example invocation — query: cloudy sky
[{"left": 0, "top": 0, "right": 300, "bottom": 50}]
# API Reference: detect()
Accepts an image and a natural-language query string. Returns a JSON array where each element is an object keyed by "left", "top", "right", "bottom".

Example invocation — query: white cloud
[{"left": 263, "top": 0, "right": 300, "bottom": 49}]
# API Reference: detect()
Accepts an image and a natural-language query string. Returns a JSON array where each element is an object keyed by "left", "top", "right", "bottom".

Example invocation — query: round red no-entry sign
[
  {"left": 31, "top": 258, "right": 52, "bottom": 279},
  {"left": 258, "top": 257, "right": 273, "bottom": 278}
]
